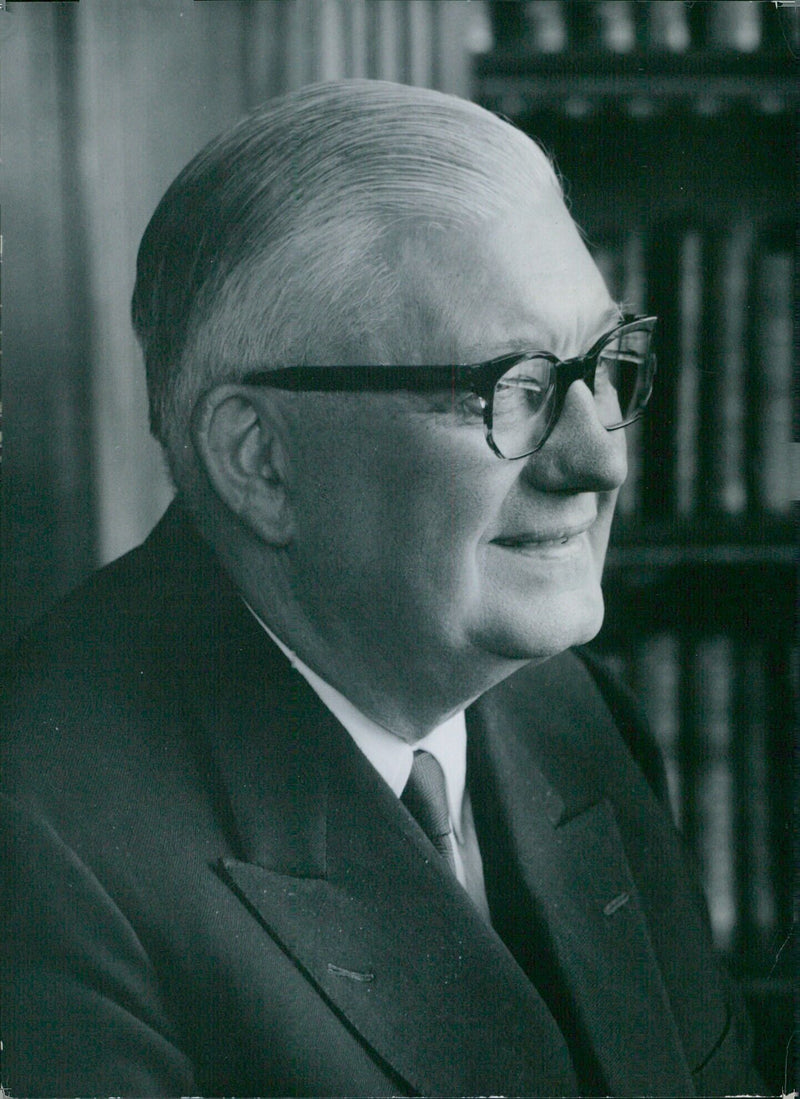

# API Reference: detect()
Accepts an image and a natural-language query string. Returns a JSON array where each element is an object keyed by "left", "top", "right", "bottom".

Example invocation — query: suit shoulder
[
  {"left": 0, "top": 509, "right": 202, "bottom": 791},
  {"left": 2, "top": 544, "right": 156, "bottom": 717},
  {"left": 2, "top": 504, "right": 220, "bottom": 693}
]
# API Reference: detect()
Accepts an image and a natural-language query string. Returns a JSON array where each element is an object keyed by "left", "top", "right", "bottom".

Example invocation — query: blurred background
[{"left": 2, "top": 1, "right": 796, "bottom": 1089}]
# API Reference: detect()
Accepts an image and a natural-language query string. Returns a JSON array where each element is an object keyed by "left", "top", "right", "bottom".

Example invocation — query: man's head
[
  {"left": 132, "top": 80, "right": 562, "bottom": 488},
  {"left": 132, "top": 80, "right": 634, "bottom": 737}
]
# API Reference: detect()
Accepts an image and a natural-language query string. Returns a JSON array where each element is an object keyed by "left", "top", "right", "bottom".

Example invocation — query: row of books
[
  {"left": 597, "top": 633, "right": 793, "bottom": 957},
  {"left": 592, "top": 223, "right": 794, "bottom": 519},
  {"left": 490, "top": 1, "right": 796, "bottom": 56}
]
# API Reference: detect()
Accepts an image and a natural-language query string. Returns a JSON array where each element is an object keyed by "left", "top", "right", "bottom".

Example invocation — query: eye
[
  {"left": 500, "top": 375, "right": 548, "bottom": 395},
  {"left": 456, "top": 391, "right": 486, "bottom": 419},
  {"left": 418, "top": 387, "right": 484, "bottom": 420},
  {"left": 599, "top": 350, "right": 645, "bottom": 368},
  {"left": 496, "top": 372, "right": 550, "bottom": 414}
]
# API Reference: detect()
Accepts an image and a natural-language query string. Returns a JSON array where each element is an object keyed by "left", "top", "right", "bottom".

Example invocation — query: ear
[{"left": 190, "top": 384, "right": 294, "bottom": 546}]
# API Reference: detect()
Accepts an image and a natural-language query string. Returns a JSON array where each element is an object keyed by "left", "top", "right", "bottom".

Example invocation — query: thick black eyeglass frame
[{"left": 242, "top": 313, "right": 658, "bottom": 460}]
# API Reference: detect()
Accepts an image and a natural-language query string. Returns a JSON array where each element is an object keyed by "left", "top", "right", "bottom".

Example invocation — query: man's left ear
[{"left": 190, "top": 384, "right": 294, "bottom": 546}]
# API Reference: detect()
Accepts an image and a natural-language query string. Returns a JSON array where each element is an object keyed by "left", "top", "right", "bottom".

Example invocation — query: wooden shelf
[
  {"left": 608, "top": 542, "right": 794, "bottom": 569},
  {"left": 607, "top": 516, "right": 795, "bottom": 569},
  {"left": 474, "top": 52, "right": 799, "bottom": 115}
]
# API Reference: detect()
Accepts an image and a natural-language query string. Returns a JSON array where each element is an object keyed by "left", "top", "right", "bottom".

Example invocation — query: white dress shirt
[{"left": 247, "top": 606, "right": 492, "bottom": 924}]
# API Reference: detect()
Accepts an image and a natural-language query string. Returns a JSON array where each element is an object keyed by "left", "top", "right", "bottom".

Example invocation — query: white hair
[{"left": 131, "top": 79, "right": 562, "bottom": 491}]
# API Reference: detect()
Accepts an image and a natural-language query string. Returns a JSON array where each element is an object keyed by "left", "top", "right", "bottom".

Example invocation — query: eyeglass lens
[{"left": 490, "top": 325, "right": 654, "bottom": 459}]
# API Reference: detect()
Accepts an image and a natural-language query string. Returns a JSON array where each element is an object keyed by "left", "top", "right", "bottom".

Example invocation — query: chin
[{"left": 478, "top": 588, "right": 606, "bottom": 663}]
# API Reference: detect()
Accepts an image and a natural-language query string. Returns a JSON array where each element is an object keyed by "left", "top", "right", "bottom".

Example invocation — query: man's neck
[
  {"left": 244, "top": 591, "right": 517, "bottom": 743},
  {"left": 201, "top": 513, "right": 527, "bottom": 742}
]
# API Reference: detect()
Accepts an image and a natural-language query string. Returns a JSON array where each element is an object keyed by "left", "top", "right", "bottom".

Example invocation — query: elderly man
[{"left": 2, "top": 80, "right": 759, "bottom": 1097}]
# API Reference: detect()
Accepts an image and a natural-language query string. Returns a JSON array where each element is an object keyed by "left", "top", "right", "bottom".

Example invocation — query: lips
[{"left": 492, "top": 520, "right": 595, "bottom": 547}]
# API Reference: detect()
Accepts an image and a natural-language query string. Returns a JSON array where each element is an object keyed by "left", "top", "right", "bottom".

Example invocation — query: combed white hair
[{"left": 131, "top": 79, "right": 562, "bottom": 490}]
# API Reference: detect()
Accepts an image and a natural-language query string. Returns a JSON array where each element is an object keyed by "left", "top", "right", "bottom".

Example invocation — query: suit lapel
[
  {"left": 469, "top": 653, "right": 697, "bottom": 1098},
  {"left": 217, "top": 728, "right": 577, "bottom": 1096},
  {"left": 162, "top": 539, "right": 577, "bottom": 1097},
  {"left": 152, "top": 508, "right": 694, "bottom": 1095}
]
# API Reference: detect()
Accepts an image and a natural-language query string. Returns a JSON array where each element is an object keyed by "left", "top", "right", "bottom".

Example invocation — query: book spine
[
  {"left": 520, "top": 1, "right": 568, "bottom": 54},
  {"left": 753, "top": 238, "right": 794, "bottom": 514},
  {"left": 674, "top": 230, "right": 703, "bottom": 517},
  {"left": 688, "top": 636, "right": 736, "bottom": 951},
  {"left": 616, "top": 228, "right": 647, "bottom": 517},
  {"left": 702, "top": 223, "right": 754, "bottom": 515},
  {"left": 593, "top": 1, "right": 637, "bottom": 54},
  {"left": 646, "top": 0, "right": 690, "bottom": 53},
  {"left": 705, "top": 0, "right": 762, "bottom": 53},
  {"left": 734, "top": 640, "right": 776, "bottom": 953},
  {"left": 493, "top": 0, "right": 782, "bottom": 57}
]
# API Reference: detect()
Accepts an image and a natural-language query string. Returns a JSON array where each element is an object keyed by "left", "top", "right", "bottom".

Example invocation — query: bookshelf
[{"left": 474, "top": 2, "right": 796, "bottom": 1091}]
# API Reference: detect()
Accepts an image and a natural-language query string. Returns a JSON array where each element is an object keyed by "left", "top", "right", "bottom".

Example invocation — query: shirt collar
[{"left": 245, "top": 604, "right": 467, "bottom": 840}]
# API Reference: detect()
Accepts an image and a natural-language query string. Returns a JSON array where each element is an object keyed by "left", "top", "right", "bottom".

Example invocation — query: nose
[{"left": 522, "top": 380, "right": 628, "bottom": 492}]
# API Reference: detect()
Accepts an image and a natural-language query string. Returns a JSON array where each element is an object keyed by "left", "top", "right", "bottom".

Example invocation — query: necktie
[{"left": 401, "top": 749, "right": 457, "bottom": 874}]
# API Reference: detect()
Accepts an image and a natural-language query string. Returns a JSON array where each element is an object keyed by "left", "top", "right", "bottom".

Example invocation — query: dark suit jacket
[{"left": 1, "top": 505, "right": 760, "bottom": 1097}]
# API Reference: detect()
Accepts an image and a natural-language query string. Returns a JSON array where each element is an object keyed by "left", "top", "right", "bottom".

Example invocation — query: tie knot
[{"left": 401, "top": 750, "right": 455, "bottom": 869}]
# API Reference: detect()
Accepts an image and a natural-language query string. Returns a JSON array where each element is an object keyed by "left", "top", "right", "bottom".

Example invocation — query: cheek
[
  {"left": 378, "top": 459, "right": 507, "bottom": 592},
  {"left": 351, "top": 460, "right": 511, "bottom": 636},
  {"left": 288, "top": 401, "right": 520, "bottom": 621},
  {"left": 343, "top": 412, "right": 509, "bottom": 561}
]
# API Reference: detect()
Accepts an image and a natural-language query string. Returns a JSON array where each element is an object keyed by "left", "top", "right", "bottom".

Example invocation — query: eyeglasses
[{"left": 242, "top": 314, "right": 657, "bottom": 460}]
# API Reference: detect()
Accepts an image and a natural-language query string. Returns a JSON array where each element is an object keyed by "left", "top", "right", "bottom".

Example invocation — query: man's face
[{"left": 278, "top": 191, "right": 627, "bottom": 703}]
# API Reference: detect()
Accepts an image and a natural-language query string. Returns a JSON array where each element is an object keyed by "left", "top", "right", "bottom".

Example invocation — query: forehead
[{"left": 390, "top": 193, "right": 617, "bottom": 365}]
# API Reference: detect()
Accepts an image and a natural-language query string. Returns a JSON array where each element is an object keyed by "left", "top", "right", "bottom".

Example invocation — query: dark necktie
[{"left": 401, "top": 749, "right": 457, "bottom": 874}]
